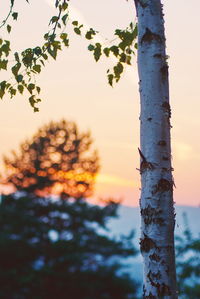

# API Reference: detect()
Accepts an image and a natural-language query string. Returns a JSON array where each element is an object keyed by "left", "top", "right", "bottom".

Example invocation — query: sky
[{"left": 0, "top": 0, "right": 200, "bottom": 206}]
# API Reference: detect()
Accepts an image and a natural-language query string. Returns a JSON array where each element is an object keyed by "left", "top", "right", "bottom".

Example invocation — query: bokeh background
[{"left": 1, "top": 0, "right": 200, "bottom": 206}]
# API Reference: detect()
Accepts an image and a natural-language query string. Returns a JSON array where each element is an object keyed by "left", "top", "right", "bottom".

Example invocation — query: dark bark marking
[
  {"left": 158, "top": 283, "right": 172, "bottom": 296},
  {"left": 144, "top": 217, "right": 164, "bottom": 225},
  {"left": 141, "top": 28, "right": 162, "bottom": 44},
  {"left": 160, "top": 64, "right": 169, "bottom": 82},
  {"left": 154, "top": 217, "right": 164, "bottom": 225},
  {"left": 134, "top": 0, "right": 148, "bottom": 10},
  {"left": 152, "top": 178, "right": 172, "bottom": 194},
  {"left": 162, "top": 101, "right": 171, "bottom": 118},
  {"left": 147, "top": 271, "right": 172, "bottom": 296},
  {"left": 141, "top": 205, "right": 161, "bottom": 217},
  {"left": 165, "top": 265, "right": 170, "bottom": 275},
  {"left": 157, "top": 140, "right": 166, "bottom": 146},
  {"left": 138, "top": 148, "right": 154, "bottom": 173},
  {"left": 141, "top": 205, "right": 164, "bottom": 225},
  {"left": 162, "top": 156, "right": 169, "bottom": 161},
  {"left": 140, "top": 234, "right": 156, "bottom": 252},
  {"left": 153, "top": 53, "right": 162, "bottom": 58},
  {"left": 149, "top": 253, "right": 161, "bottom": 262}
]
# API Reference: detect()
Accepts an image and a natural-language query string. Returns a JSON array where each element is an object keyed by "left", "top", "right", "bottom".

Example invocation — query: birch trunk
[{"left": 134, "top": 0, "right": 177, "bottom": 297}]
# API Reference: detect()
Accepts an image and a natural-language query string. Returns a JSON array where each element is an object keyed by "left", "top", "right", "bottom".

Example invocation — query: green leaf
[
  {"left": 94, "top": 43, "right": 102, "bottom": 62},
  {"left": 29, "top": 95, "right": 36, "bottom": 107},
  {"left": 47, "top": 46, "right": 57, "bottom": 60},
  {"left": 41, "top": 53, "right": 48, "bottom": 60},
  {"left": 0, "top": 89, "right": 4, "bottom": 99},
  {"left": 126, "top": 55, "right": 132, "bottom": 65},
  {"left": 36, "top": 86, "right": 41, "bottom": 94},
  {"left": 62, "top": 2, "right": 68, "bottom": 11},
  {"left": 1, "top": 40, "right": 11, "bottom": 57},
  {"left": 85, "top": 28, "right": 96, "bottom": 40},
  {"left": 103, "top": 48, "right": 110, "bottom": 57},
  {"left": 88, "top": 44, "right": 94, "bottom": 51},
  {"left": 16, "top": 75, "right": 23, "bottom": 83},
  {"left": 12, "top": 12, "right": 18, "bottom": 20},
  {"left": 50, "top": 16, "right": 59, "bottom": 24},
  {"left": 0, "top": 59, "right": 8, "bottom": 70},
  {"left": 27, "top": 83, "right": 35, "bottom": 94},
  {"left": 33, "top": 65, "right": 41, "bottom": 73},
  {"left": 85, "top": 32, "right": 92, "bottom": 40},
  {"left": 62, "top": 14, "right": 68, "bottom": 25},
  {"left": 11, "top": 63, "right": 21, "bottom": 76},
  {"left": 72, "top": 21, "right": 78, "bottom": 26},
  {"left": 110, "top": 46, "right": 119, "bottom": 57},
  {"left": 0, "top": 81, "right": 7, "bottom": 98},
  {"left": 17, "top": 84, "right": 24, "bottom": 94},
  {"left": 33, "top": 47, "right": 42, "bottom": 56},
  {"left": 9, "top": 87, "right": 17, "bottom": 98},
  {"left": 114, "top": 62, "right": 124, "bottom": 79},
  {"left": 14, "top": 52, "right": 20, "bottom": 62},
  {"left": 62, "top": 38, "right": 69, "bottom": 47},
  {"left": 60, "top": 33, "right": 67, "bottom": 40},
  {"left": 108, "top": 74, "right": 114, "bottom": 87},
  {"left": 120, "top": 53, "right": 126, "bottom": 63},
  {"left": 40, "top": 59, "right": 45, "bottom": 66},
  {"left": 74, "top": 27, "right": 81, "bottom": 35},
  {"left": 132, "top": 25, "right": 138, "bottom": 40},
  {"left": 0, "top": 81, "right": 7, "bottom": 92},
  {"left": 22, "top": 48, "right": 34, "bottom": 67},
  {"left": 7, "top": 25, "right": 11, "bottom": 33}
]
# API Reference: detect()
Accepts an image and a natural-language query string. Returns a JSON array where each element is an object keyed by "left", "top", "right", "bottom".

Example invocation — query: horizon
[{"left": 0, "top": 0, "right": 200, "bottom": 206}]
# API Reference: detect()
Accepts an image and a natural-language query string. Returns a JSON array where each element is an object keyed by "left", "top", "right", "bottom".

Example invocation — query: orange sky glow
[{"left": 0, "top": 0, "right": 200, "bottom": 206}]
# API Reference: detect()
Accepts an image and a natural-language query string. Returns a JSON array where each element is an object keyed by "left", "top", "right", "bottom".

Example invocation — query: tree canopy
[
  {"left": 0, "top": 117, "right": 139, "bottom": 298},
  {"left": 0, "top": 193, "right": 139, "bottom": 299},
  {"left": 2, "top": 119, "right": 99, "bottom": 199}
]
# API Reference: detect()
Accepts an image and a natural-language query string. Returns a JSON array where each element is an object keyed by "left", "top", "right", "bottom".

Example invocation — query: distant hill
[{"left": 107, "top": 204, "right": 200, "bottom": 240}]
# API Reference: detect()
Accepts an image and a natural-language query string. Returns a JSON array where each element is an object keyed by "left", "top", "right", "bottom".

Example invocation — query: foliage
[
  {"left": 2, "top": 119, "right": 99, "bottom": 199},
  {"left": 0, "top": 193, "right": 139, "bottom": 299},
  {"left": 176, "top": 214, "right": 200, "bottom": 298},
  {"left": 0, "top": 0, "right": 137, "bottom": 111}
]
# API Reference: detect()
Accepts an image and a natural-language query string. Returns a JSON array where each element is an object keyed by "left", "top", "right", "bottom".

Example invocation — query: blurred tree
[
  {"left": 2, "top": 120, "right": 99, "bottom": 199},
  {"left": 176, "top": 214, "right": 200, "bottom": 298},
  {"left": 0, "top": 194, "right": 139, "bottom": 299}
]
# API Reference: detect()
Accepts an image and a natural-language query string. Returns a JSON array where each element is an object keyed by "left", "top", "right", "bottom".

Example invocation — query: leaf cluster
[
  {"left": 0, "top": 1, "right": 138, "bottom": 110},
  {"left": 0, "top": 0, "right": 70, "bottom": 111},
  {"left": 88, "top": 23, "right": 138, "bottom": 86}
]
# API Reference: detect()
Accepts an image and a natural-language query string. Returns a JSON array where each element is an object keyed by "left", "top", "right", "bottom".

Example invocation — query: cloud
[{"left": 96, "top": 173, "right": 139, "bottom": 188}]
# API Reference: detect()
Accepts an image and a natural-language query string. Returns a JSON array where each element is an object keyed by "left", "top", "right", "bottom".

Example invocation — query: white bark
[{"left": 135, "top": 0, "right": 177, "bottom": 298}]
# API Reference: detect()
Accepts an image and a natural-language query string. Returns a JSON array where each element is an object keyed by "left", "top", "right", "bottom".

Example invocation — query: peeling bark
[{"left": 134, "top": 0, "right": 177, "bottom": 297}]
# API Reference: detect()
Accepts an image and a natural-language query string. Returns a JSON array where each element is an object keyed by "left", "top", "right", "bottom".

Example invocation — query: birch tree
[
  {"left": 134, "top": 1, "right": 177, "bottom": 297},
  {"left": 0, "top": 0, "right": 178, "bottom": 297}
]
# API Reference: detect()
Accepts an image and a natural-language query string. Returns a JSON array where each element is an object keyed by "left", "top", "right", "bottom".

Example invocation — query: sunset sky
[{"left": 0, "top": 0, "right": 200, "bottom": 206}]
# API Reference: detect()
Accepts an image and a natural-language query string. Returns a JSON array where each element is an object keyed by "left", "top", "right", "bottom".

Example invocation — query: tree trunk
[{"left": 134, "top": 1, "right": 177, "bottom": 298}]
